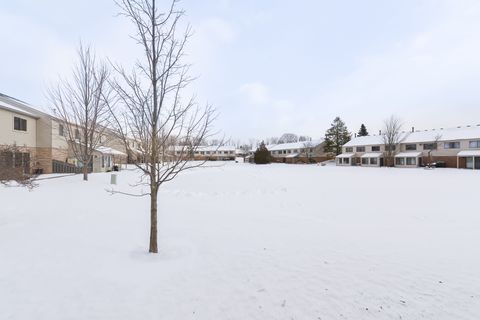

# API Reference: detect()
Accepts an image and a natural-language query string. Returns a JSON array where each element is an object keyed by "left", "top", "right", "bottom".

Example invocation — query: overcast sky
[{"left": 2, "top": 0, "right": 480, "bottom": 141}]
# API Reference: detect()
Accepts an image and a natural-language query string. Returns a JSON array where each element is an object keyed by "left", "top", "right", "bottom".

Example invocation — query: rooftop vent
[
  {"left": 467, "top": 125, "right": 471, "bottom": 127},
  {"left": 457, "top": 126, "right": 461, "bottom": 128}
]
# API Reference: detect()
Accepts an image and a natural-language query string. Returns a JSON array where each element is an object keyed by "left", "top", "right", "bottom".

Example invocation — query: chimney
[
  {"left": 354, "top": 133, "right": 357, "bottom": 138},
  {"left": 411, "top": 126, "right": 414, "bottom": 133},
  {"left": 379, "top": 130, "right": 382, "bottom": 135}
]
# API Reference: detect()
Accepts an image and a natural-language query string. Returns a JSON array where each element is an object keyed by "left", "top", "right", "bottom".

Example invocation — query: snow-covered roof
[
  {"left": 96, "top": 146, "right": 127, "bottom": 156},
  {"left": 268, "top": 139, "right": 324, "bottom": 151},
  {"left": 403, "top": 126, "right": 480, "bottom": 143},
  {"left": 345, "top": 126, "right": 480, "bottom": 147},
  {"left": 0, "top": 95, "right": 40, "bottom": 118},
  {"left": 457, "top": 150, "right": 480, "bottom": 157},
  {"left": 395, "top": 152, "right": 422, "bottom": 158},
  {"left": 336, "top": 153, "right": 355, "bottom": 158},
  {"left": 361, "top": 153, "right": 383, "bottom": 158},
  {"left": 343, "top": 133, "right": 410, "bottom": 147},
  {"left": 343, "top": 135, "right": 385, "bottom": 147},
  {"left": 197, "top": 145, "right": 236, "bottom": 152}
]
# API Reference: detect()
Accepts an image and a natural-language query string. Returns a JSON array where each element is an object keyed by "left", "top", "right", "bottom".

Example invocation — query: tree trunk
[
  {"left": 83, "top": 164, "right": 88, "bottom": 181},
  {"left": 149, "top": 189, "right": 158, "bottom": 253}
]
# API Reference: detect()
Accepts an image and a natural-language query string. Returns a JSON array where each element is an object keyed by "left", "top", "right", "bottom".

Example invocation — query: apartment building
[
  {"left": 336, "top": 125, "right": 480, "bottom": 169},
  {"left": 0, "top": 93, "right": 127, "bottom": 174}
]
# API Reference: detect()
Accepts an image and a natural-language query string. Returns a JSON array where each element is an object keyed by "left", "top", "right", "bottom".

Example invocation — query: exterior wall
[{"left": 0, "top": 108, "right": 37, "bottom": 147}]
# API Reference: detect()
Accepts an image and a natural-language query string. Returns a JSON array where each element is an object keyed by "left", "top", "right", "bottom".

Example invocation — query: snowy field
[{"left": 1, "top": 162, "right": 480, "bottom": 320}]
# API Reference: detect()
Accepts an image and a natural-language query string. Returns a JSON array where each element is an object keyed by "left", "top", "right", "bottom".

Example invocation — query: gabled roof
[{"left": 268, "top": 139, "right": 324, "bottom": 151}]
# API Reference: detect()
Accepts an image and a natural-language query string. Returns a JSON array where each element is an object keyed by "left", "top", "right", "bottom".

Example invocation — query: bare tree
[
  {"left": 48, "top": 44, "right": 111, "bottom": 181},
  {"left": 382, "top": 115, "right": 403, "bottom": 167},
  {"left": 426, "top": 134, "right": 442, "bottom": 167},
  {"left": 278, "top": 133, "right": 298, "bottom": 144},
  {"left": 0, "top": 145, "right": 38, "bottom": 189},
  {"left": 109, "top": 0, "right": 216, "bottom": 253}
]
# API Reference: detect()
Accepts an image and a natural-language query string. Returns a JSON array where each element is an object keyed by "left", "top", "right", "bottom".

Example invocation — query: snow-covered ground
[{"left": 1, "top": 163, "right": 479, "bottom": 319}]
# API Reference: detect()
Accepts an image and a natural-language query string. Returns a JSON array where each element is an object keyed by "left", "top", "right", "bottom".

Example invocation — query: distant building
[
  {"left": 336, "top": 125, "right": 480, "bottom": 169},
  {"left": 268, "top": 139, "right": 327, "bottom": 163}
]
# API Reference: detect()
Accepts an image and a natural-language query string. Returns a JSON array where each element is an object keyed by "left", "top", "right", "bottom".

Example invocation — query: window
[
  {"left": 423, "top": 143, "right": 437, "bottom": 150},
  {"left": 309, "top": 148, "right": 314, "bottom": 153},
  {"left": 345, "top": 147, "right": 353, "bottom": 153},
  {"left": 405, "top": 144, "right": 417, "bottom": 151},
  {"left": 395, "top": 157, "right": 405, "bottom": 166},
  {"left": 75, "top": 129, "right": 80, "bottom": 140},
  {"left": 385, "top": 145, "right": 396, "bottom": 151},
  {"left": 356, "top": 146, "right": 365, "bottom": 152},
  {"left": 58, "top": 124, "right": 64, "bottom": 136},
  {"left": 371, "top": 146, "right": 380, "bottom": 152},
  {"left": 469, "top": 141, "right": 480, "bottom": 148},
  {"left": 444, "top": 141, "right": 460, "bottom": 149},
  {"left": 361, "top": 158, "right": 368, "bottom": 165},
  {"left": 343, "top": 158, "right": 350, "bottom": 164},
  {"left": 406, "top": 157, "right": 416, "bottom": 165},
  {"left": 337, "top": 158, "right": 343, "bottom": 164},
  {"left": 370, "top": 157, "right": 378, "bottom": 165},
  {"left": 13, "top": 117, "right": 27, "bottom": 131}
]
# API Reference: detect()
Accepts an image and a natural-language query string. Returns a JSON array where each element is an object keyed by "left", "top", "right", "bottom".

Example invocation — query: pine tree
[
  {"left": 323, "top": 117, "right": 351, "bottom": 156},
  {"left": 358, "top": 124, "right": 369, "bottom": 137},
  {"left": 254, "top": 141, "right": 271, "bottom": 164}
]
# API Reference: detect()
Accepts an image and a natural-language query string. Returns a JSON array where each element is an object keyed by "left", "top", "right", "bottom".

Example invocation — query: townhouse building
[
  {"left": 336, "top": 125, "right": 480, "bottom": 169},
  {"left": 268, "top": 139, "right": 327, "bottom": 163},
  {"left": 173, "top": 145, "right": 236, "bottom": 161}
]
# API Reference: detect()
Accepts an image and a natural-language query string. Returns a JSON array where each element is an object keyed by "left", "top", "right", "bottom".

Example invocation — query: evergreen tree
[
  {"left": 254, "top": 141, "right": 271, "bottom": 164},
  {"left": 358, "top": 124, "right": 369, "bottom": 137},
  {"left": 323, "top": 117, "right": 351, "bottom": 156}
]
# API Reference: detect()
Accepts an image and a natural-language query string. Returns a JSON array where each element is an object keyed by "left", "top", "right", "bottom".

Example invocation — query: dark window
[
  {"left": 356, "top": 146, "right": 365, "bottom": 152},
  {"left": 343, "top": 158, "right": 350, "bottom": 164},
  {"left": 370, "top": 157, "right": 378, "bottom": 165},
  {"left": 385, "top": 145, "right": 396, "bottom": 151},
  {"left": 444, "top": 141, "right": 460, "bottom": 149},
  {"left": 345, "top": 147, "right": 353, "bottom": 153},
  {"left": 405, "top": 144, "right": 417, "bottom": 151},
  {"left": 13, "top": 117, "right": 27, "bottom": 131},
  {"left": 395, "top": 157, "right": 405, "bottom": 165},
  {"left": 423, "top": 143, "right": 437, "bottom": 150},
  {"left": 75, "top": 129, "right": 80, "bottom": 140},
  {"left": 371, "top": 146, "right": 380, "bottom": 152},
  {"left": 361, "top": 158, "right": 368, "bottom": 165},
  {"left": 59, "top": 124, "right": 64, "bottom": 136}
]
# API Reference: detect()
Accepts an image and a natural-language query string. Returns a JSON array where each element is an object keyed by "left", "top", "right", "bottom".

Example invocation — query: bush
[{"left": 254, "top": 142, "right": 271, "bottom": 164}]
